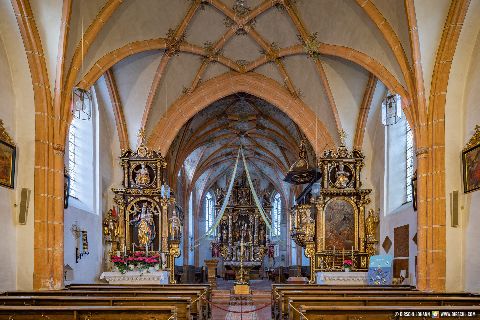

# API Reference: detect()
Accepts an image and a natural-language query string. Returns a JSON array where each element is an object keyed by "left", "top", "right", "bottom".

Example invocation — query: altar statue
[
  {"left": 130, "top": 202, "right": 156, "bottom": 248},
  {"left": 334, "top": 162, "right": 350, "bottom": 188},
  {"left": 134, "top": 164, "right": 150, "bottom": 186},
  {"left": 169, "top": 209, "right": 181, "bottom": 240}
]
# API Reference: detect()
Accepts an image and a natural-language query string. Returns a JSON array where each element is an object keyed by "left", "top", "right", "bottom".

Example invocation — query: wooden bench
[
  {"left": 0, "top": 305, "right": 176, "bottom": 320},
  {"left": 275, "top": 289, "right": 476, "bottom": 319},
  {"left": 0, "top": 296, "right": 192, "bottom": 319},
  {"left": 299, "top": 305, "right": 480, "bottom": 320},
  {"left": 2, "top": 289, "right": 207, "bottom": 320},
  {"left": 287, "top": 296, "right": 480, "bottom": 320}
]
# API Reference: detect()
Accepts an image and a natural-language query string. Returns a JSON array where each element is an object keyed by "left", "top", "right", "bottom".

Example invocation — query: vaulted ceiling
[
  {"left": 77, "top": 0, "right": 405, "bottom": 155},
  {"left": 166, "top": 93, "right": 317, "bottom": 201}
]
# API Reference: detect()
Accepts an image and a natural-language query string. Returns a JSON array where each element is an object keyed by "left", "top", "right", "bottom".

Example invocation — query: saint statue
[
  {"left": 334, "top": 162, "right": 350, "bottom": 189},
  {"left": 103, "top": 209, "right": 119, "bottom": 242},
  {"left": 130, "top": 202, "right": 157, "bottom": 248},
  {"left": 134, "top": 164, "right": 150, "bottom": 186},
  {"left": 365, "top": 208, "right": 379, "bottom": 242},
  {"left": 169, "top": 209, "right": 181, "bottom": 240}
]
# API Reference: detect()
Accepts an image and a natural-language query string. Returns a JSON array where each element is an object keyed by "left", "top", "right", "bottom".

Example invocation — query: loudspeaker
[
  {"left": 450, "top": 190, "right": 459, "bottom": 227},
  {"left": 18, "top": 188, "right": 31, "bottom": 225}
]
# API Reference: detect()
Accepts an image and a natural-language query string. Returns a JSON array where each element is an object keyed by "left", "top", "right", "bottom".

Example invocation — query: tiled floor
[{"left": 210, "top": 280, "right": 272, "bottom": 320}]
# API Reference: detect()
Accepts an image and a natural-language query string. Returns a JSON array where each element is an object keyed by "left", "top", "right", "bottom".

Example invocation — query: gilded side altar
[
  {"left": 103, "top": 135, "right": 182, "bottom": 284},
  {"left": 291, "top": 144, "right": 379, "bottom": 283}
]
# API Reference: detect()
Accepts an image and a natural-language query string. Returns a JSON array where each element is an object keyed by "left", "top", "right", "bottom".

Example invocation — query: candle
[
  {"left": 123, "top": 244, "right": 127, "bottom": 256},
  {"left": 132, "top": 243, "right": 136, "bottom": 253},
  {"left": 342, "top": 248, "right": 345, "bottom": 263},
  {"left": 146, "top": 245, "right": 149, "bottom": 256}
]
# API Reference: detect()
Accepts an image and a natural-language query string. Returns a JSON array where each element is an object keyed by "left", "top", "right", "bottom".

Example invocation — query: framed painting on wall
[
  {"left": 463, "top": 125, "right": 480, "bottom": 193},
  {"left": 0, "top": 120, "right": 16, "bottom": 189}
]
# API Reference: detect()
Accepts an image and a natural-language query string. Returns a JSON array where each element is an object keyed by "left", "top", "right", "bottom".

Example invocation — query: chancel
[{"left": 1, "top": 0, "right": 480, "bottom": 319}]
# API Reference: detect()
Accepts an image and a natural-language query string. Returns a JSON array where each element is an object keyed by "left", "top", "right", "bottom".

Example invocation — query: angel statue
[
  {"left": 134, "top": 164, "right": 150, "bottom": 186},
  {"left": 130, "top": 202, "right": 157, "bottom": 248}
]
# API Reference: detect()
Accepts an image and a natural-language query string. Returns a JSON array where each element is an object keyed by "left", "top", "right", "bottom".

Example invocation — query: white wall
[
  {"left": 0, "top": 31, "right": 17, "bottom": 291},
  {"left": 0, "top": 2, "right": 35, "bottom": 290},
  {"left": 63, "top": 85, "right": 116, "bottom": 284},
  {"left": 443, "top": 1, "right": 480, "bottom": 292},
  {"left": 363, "top": 88, "right": 417, "bottom": 285}
]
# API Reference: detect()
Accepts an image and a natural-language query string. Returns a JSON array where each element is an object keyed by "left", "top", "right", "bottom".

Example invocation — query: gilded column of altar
[
  {"left": 315, "top": 197, "right": 325, "bottom": 252},
  {"left": 358, "top": 196, "right": 369, "bottom": 252},
  {"left": 305, "top": 241, "right": 316, "bottom": 284},
  {"left": 161, "top": 202, "right": 168, "bottom": 252},
  {"left": 116, "top": 195, "right": 126, "bottom": 251}
]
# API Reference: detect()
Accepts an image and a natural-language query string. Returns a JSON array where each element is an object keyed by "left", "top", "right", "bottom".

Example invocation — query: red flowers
[
  {"left": 111, "top": 251, "right": 160, "bottom": 270},
  {"left": 343, "top": 259, "right": 353, "bottom": 267}
]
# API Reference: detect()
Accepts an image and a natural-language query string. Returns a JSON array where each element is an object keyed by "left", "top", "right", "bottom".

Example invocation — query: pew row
[
  {"left": 287, "top": 296, "right": 480, "bottom": 320},
  {"left": 0, "top": 296, "right": 192, "bottom": 320},
  {"left": 0, "top": 305, "right": 176, "bottom": 320},
  {"left": 298, "top": 305, "right": 480, "bottom": 320}
]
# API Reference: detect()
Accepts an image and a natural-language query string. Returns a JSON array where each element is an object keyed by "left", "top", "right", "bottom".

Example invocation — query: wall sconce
[{"left": 71, "top": 223, "right": 89, "bottom": 263}]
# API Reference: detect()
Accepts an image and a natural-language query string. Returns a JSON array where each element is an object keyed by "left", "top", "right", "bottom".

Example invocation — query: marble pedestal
[
  {"left": 100, "top": 271, "right": 169, "bottom": 284},
  {"left": 316, "top": 271, "right": 368, "bottom": 285}
]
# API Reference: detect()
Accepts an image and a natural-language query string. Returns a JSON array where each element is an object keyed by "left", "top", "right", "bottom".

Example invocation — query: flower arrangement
[
  {"left": 111, "top": 251, "right": 161, "bottom": 274},
  {"left": 343, "top": 259, "right": 353, "bottom": 270}
]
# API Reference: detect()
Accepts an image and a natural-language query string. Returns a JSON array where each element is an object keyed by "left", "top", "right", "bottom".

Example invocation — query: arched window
[
  {"left": 68, "top": 105, "right": 96, "bottom": 212},
  {"left": 205, "top": 191, "right": 215, "bottom": 234},
  {"left": 405, "top": 121, "right": 414, "bottom": 202},
  {"left": 384, "top": 93, "right": 415, "bottom": 213},
  {"left": 271, "top": 192, "right": 281, "bottom": 237}
]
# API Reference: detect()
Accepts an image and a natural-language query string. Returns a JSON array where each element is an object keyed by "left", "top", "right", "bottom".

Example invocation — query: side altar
[
  {"left": 290, "top": 142, "right": 379, "bottom": 284},
  {"left": 100, "top": 134, "right": 182, "bottom": 284}
]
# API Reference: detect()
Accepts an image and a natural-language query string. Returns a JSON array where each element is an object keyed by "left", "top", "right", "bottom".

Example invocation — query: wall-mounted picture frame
[
  {"left": 0, "top": 120, "right": 16, "bottom": 189},
  {"left": 462, "top": 125, "right": 480, "bottom": 194}
]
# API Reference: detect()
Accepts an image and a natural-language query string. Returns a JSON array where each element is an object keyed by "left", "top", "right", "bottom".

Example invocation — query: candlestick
[
  {"left": 342, "top": 248, "right": 345, "bottom": 264},
  {"left": 351, "top": 246, "right": 354, "bottom": 269}
]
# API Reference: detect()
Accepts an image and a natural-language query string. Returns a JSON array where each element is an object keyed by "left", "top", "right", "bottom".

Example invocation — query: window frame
[
  {"left": 271, "top": 192, "right": 281, "bottom": 237},
  {"left": 205, "top": 191, "right": 216, "bottom": 236}
]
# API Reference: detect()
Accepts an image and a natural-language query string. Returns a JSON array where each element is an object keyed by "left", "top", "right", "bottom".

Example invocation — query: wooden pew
[
  {"left": 287, "top": 296, "right": 480, "bottom": 320},
  {"left": 275, "top": 289, "right": 476, "bottom": 319},
  {"left": 299, "top": 305, "right": 480, "bottom": 320},
  {"left": 0, "top": 305, "right": 176, "bottom": 320},
  {"left": 65, "top": 285, "right": 211, "bottom": 318},
  {"left": 2, "top": 290, "right": 206, "bottom": 320},
  {"left": 0, "top": 296, "right": 192, "bottom": 319},
  {"left": 272, "top": 284, "right": 415, "bottom": 307}
]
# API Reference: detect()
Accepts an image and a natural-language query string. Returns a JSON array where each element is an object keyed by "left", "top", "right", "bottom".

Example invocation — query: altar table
[
  {"left": 100, "top": 271, "right": 169, "bottom": 284},
  {"left": 316, "top": 271, "right": 368, "bottom": 285}
]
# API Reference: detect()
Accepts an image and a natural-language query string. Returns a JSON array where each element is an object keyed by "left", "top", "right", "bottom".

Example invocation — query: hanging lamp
[
  {"left": 72, "top": 87, "right": 92, "bottom": 120},
  {"left": 284, "top": 139, "right": 320, "bottom": 185}
]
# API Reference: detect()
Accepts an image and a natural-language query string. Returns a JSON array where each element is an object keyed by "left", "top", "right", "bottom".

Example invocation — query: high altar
[
  {"left": 211, "top": 172, "right": 271, "bottom": 280},
  {"left": 101, "top": 136, "right": 182, "bottom": 284},
  {"left": 290, "top": 143, "right": 379, "bottom": 284}
]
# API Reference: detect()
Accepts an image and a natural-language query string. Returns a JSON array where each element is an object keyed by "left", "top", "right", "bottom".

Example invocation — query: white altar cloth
[
  {"left": 100, "top": 271, "right": 169, "bottom": 284},
  {"left": 316, "top": 271, "right": 368, "bottom": 285}
]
